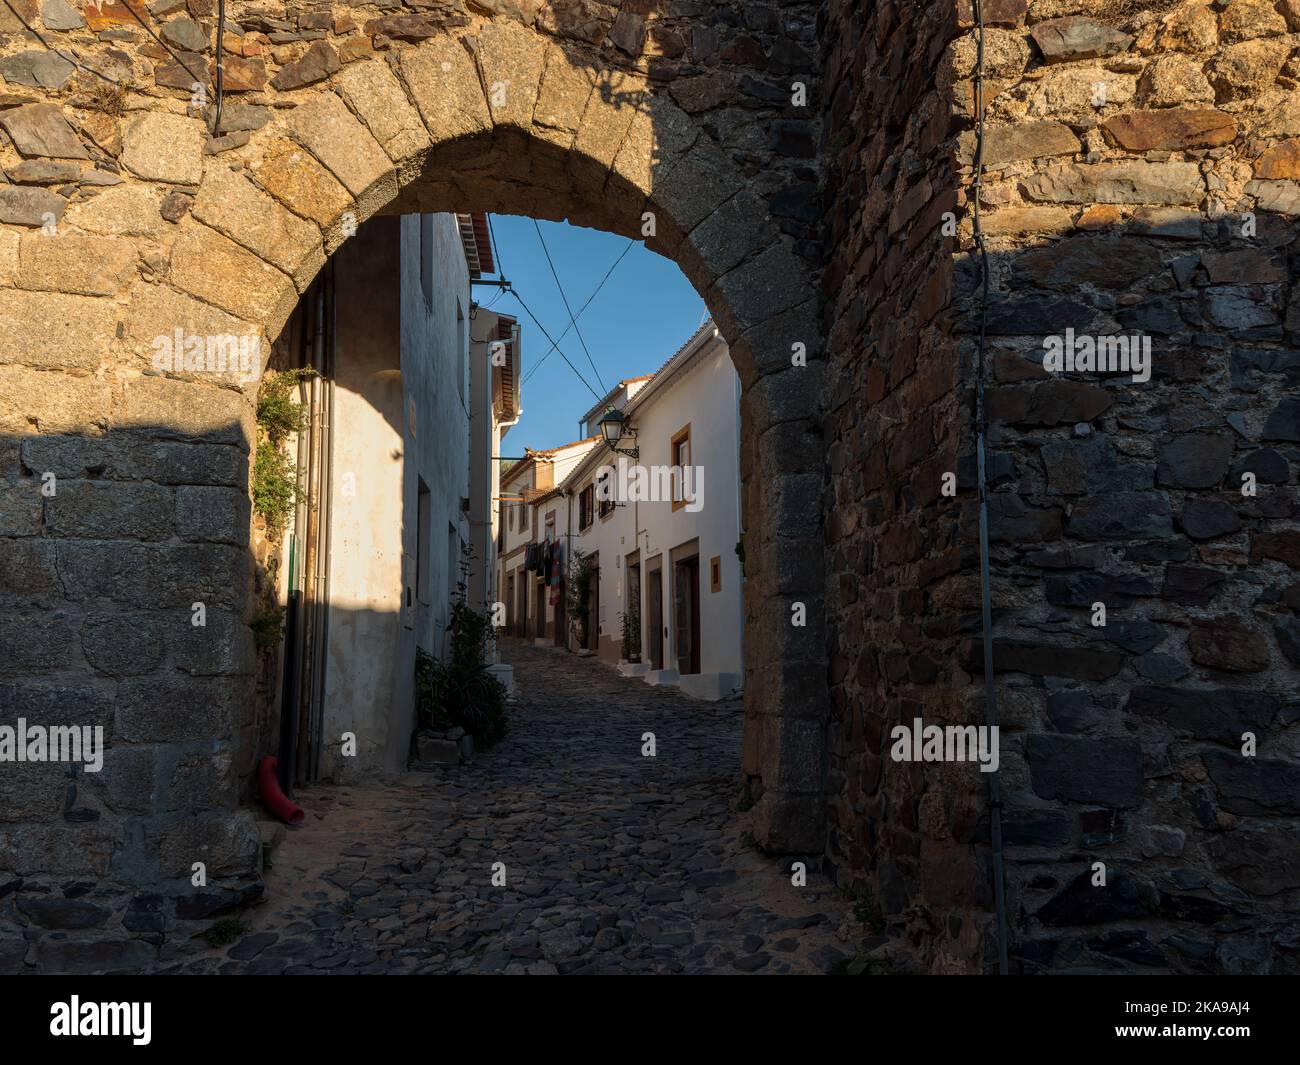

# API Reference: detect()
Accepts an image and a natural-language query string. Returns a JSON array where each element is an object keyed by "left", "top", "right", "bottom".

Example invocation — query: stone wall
[
  {"left": 822, "top": 0, "right": 1300, "bottom": 974},
  {"left": 0, "top": 0, "right": 829, "bottom": 968},
  {"left": 820, "top": 0, "right": 986, "bottom": 974}
]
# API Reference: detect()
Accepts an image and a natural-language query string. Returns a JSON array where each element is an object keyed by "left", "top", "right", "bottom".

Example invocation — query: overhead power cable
[
  {"left": 487, "top": 213, "right": 505, "bottom": 278},
  {"left": 522, "top": 237, "right": 634, "bottom": 386},
  {"left": 0, "top": 0, "right": 119, "bottom": 84},
  {"left": 214, "top": 0, "right": 226, "bottom": 135},
  {"left": 533, "top": 218, "right": 607, "bottom": 395},
  {"left": 120, "top": 3, "right": 214, "bottom": 129},
  {"left": 506, "top": 285, "right": 603, "bottom": 405}
]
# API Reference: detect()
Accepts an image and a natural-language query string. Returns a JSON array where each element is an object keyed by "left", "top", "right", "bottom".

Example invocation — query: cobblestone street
[{"left": 181, "top": 641, "right": 852, "bottom": 974}]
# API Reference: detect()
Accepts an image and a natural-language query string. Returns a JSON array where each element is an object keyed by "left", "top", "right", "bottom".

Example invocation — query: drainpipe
[
  {"left": 308, "top": 258, "right": 337, "bottom": 781},
  {"left": 734, "top": 362, "right": 744, "bottom": 671}
]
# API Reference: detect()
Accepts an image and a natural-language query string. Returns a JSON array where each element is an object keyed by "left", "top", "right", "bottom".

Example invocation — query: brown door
[
  {"left": 627, "top": 563, "right": 641, "bottom": 661},
  {"left": 516, "top": 575, "right": 527, "bottom": 637},
  {"left": 506, "top": 574, "right": 515, "bottom": 634},
  {"left": 674, "top": 557, "right": 701, "bottom": 675},
  {"left": 536, "top": 580, "right": 546, "bottom": 639},
  {"left": 587, "top": 561, "right": 599, "bottom": 650},
  {"left": 647, "top": 564, "right": 663, "bottom": 669}
]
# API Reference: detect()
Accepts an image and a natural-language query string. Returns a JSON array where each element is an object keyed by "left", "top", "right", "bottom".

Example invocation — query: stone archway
[{"left": 0, "top": 10, "right": 828, "bottom": 934}]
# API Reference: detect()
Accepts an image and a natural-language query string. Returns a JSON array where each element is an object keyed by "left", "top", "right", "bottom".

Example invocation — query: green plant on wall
[
  {"left": 565, "top": 548, "right": 596, "bottom": 646},
  {"left": 252, "top": 368, "right": 315, "bottom": 535},
  {"left": 250, "top": 605, "right": 285, "bottom": 647}
]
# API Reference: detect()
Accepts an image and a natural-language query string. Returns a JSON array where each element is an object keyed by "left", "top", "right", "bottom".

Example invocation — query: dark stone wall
[
  {"left": 822, "top": 0, "right": 1300, "bottom": 974},
  {"left": 819, "top": 0, "right": 990, "bottom": 972}
]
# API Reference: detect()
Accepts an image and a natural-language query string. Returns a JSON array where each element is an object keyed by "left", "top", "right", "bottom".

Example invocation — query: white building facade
[
  {"left": 498, "top": 322, "right": 744, "bottom": 701},
  {"left": 277, "top": 211, "right": 497, "bottom": 783}
]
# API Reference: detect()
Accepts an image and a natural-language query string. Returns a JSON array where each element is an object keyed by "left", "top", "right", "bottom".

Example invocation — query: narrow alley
[{"left": 179, "top": 643, "right": 853, "bottom": 975}]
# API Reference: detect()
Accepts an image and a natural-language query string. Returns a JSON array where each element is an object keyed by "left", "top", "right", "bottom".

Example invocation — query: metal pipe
[
  {"left": 295, "top": 286, "right": 323, "bottom": 789},
  {"left": 972, "top": 0, "right": 1010, "bottom": 977},
  {"left": 310, "top": 258, "right": 337, "bottom": 781},
  {"left": 277, "top": 588, "right": 300, "bottom": 796}
]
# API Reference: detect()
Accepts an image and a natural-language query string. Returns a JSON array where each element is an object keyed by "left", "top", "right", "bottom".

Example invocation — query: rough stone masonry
[
  {"left": 0, "top": 0, "right": 1296, "bottom": 975},
  {"left": 823, "top": 0, "right": 1300, "bottom": 973}
]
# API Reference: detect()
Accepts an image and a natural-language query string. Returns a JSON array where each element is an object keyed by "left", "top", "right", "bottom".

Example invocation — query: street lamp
[{"left": 598, "top": 408, "right": 639, "bottom": 459}]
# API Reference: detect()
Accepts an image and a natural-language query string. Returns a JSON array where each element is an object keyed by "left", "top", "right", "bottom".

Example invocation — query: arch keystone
[
  {"left": 476, "top": 20, "right": 547, "bottom": 133},
  {"left": 400, "top": 36, "right": 492, "bottom": 143},
  {"left": 532, "top": 43, "right": 595, "bottom": 150}
]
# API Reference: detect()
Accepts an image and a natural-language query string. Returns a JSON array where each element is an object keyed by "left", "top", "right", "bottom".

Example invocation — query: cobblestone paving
[{"left": 181, "top": 641, "right": 853, "bottom": 974}]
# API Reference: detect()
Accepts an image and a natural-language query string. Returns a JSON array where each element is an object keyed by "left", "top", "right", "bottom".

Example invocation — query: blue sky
[{"left": 478, "top": 215, "right": 706, "bottom": 452}]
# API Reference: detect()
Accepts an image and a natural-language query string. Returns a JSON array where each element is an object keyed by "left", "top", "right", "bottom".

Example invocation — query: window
[
  {"left": 447, "top": 524, "right": 459, "bottom": 602},
  {"left": 597, "top": 466, "right": 614, "bottom": 519},
  {"left": 579, "top": 484, "right": 594, "bottom": 530},
  {"left": 710, "top": 554, "right": 721, "bottom": 593},
  {"left": 671, "top": 424, "right": 692, "bottom": 511},
  {"left": 545, "top": 512, "right": 556, "bottom": 543},
  {"left": 416, "top": 479, "right": 431, "bottom": 603},
  {"left": 456, "top": 297, "right": 466, "bottom": 406},
  {"left": 420, "top": 214, "right": 434, "bottom": 310},
  {"left": 508, "top": 504, "right": 514, "bottom": 532}
]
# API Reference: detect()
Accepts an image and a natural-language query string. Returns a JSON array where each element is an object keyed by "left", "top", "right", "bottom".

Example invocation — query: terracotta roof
[
  {"left": 500, "top": 436, "right": 601, "bottom": 485},
  {"left": 456, "top": 213, "right": 495, "bottom": 278}
]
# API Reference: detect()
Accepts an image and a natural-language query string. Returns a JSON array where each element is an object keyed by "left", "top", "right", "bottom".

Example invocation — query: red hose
[{"left": 258, "top": 756, "right": 305, "bottom": 825}]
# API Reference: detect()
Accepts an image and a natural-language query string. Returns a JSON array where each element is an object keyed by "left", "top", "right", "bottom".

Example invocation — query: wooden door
[
  {"left": 647, "top": 565, "right": 663, "bottom": 669},
  {"left": 587, "top": 561, "right": 599, "bottom": 650},
  {"left": 674, "top": 558, "right": 700, "bottom": 675}
]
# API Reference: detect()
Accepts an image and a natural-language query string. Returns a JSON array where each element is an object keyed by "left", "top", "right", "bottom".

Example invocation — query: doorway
[
  {"left": 626, "top": 555, "right": 641, "bottom": 662},
  {"left": 646, "top": 557, "right": 664, "bottom": 670},
  {"left": 673, "top": 555, "right": 701, "bottom": 675},
  {"left": 587, "top": 555, "right": 600, "bottom": 652}
]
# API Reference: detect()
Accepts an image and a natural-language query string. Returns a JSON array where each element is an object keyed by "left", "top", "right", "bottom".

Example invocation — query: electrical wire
[
  {"left": 533, "top": 218, "right": 607, "bottom": 395},
  {"left": 522, "top": 237, "right": 634, "bottom": 386},
  {"left": 214, "top": 0, "right": 226, "bottom": 136},
  {"left": 505, "top": 285, "right": 603, "bottom": 404},
  {"left": 486, "top": 212, "right": 505, "bottom": 278},
  {"left": 0, "top": 0, "right": 120, "bottom": 84},
  {"left": 120, "top": 3, "right": 213, "bottom": 129},
  {"left": 971, "top": 0, "right": 1010, "bottom": 978}
]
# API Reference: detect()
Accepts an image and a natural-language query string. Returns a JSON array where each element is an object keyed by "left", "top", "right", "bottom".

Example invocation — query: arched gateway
[{"left": 0, "top": 6, "right": 829, "bottom": 964}]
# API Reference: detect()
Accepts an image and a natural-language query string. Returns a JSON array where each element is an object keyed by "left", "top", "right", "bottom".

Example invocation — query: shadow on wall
[
  {"left": 948, "top": 207, "right": 1300, "bottom": 974},
  {"left": 0, "top": 415, "right": 425, "bottom": 973}
]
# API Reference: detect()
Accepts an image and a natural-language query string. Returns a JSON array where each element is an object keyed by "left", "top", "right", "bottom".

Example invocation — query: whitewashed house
[
  {"left": 497, "top": 436, "right": 600, "bottom": 642},
  {"left": 275, "top": 212, "right": 496, "bottom": 782},
  {"left": 467, "top": 307, "right": 522, "bottom": 619},
  {"left": 503, "top": 322, "right": 744, "bottom": 701}
]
